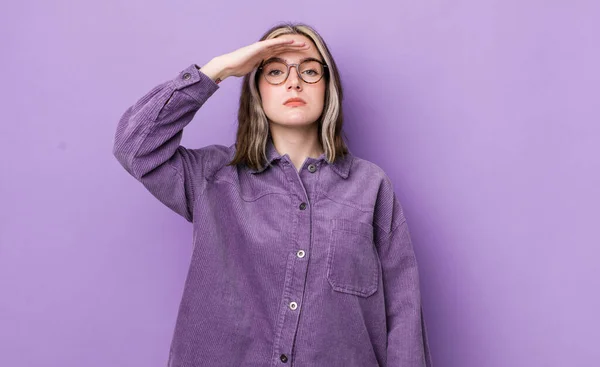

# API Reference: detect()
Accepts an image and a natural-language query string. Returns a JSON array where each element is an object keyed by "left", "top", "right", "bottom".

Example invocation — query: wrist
[{"left": 198, "top": 57, "right": 229, "bottom": 84}]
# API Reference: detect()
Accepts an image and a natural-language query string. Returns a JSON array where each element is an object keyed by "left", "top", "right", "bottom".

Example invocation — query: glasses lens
[
  {"left": 299, "top": 60, "right": 324, "bottom": 83},
  {"left": 262, "top": 61, "right": 325, "bottom": 84},
  {"left": 263, "top": 62, "right": 288, "bottom": 84}
]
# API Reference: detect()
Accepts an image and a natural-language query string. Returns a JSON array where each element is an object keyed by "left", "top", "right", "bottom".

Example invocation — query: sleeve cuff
[{"left": 171, "top": 64, "right": 220, "bottom": 104}]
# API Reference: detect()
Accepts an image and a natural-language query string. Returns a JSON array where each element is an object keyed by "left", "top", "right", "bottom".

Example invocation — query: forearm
[
  {"left": 379, "top": 220, "right": 433, "bottom": 366},
  {"left": 195, "top": 57, "right": 231, "bottom": 84},
  {"left": 113, "top": 64, "right": 219, "bottom": 179}
]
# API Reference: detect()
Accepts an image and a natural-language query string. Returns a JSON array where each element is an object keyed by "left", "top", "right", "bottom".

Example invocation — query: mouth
[
  {"left": 284, "top": 101, "right": 306, "bottom": 107},
  {"left": 284, "top": 98, "right": 306, "bottom": 107}
]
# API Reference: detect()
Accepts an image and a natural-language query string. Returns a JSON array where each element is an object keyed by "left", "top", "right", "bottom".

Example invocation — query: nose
[{"left": 286, "top": 65, "right": 302, "bottom": 91}]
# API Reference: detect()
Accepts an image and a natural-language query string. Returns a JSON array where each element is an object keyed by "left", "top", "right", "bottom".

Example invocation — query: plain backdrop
[{"left": 1, "top": 0, "right": 599, "bottom": 366}]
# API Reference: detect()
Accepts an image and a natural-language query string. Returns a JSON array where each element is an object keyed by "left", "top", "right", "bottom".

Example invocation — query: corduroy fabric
[{"left": 113, "top": 64, "right": 432, "bottom": 367}]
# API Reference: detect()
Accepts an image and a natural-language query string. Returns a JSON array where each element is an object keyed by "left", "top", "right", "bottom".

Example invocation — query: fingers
[
  {"left": 263, "top": 37, "right": 296, "bottom": 46},
  {"left": 245, "top": 40, "right": 305, "bottom": 62},
  {"left": 264, "top": 44, "right": 309, "bottom": 55},
  {"left": 246, "top": 37, "right": 311, "bottom": 68},
  {"left": 265, "top": 40, "right": 310, "bottom": 54},
  {"left": 261, "top": 37, "right": 309, "bottom": 50},
  {"left": 270, "top": 44, "right": 310, "bottom": 56}
]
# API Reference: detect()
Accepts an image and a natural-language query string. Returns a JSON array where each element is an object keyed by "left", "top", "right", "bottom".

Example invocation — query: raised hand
[{"left": 200, "top": 37, "right": 310, "bottom": 82}]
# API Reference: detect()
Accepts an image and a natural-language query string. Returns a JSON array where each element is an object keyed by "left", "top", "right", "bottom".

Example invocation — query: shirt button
[
  {"left": 299, "top": 202, "right": 307, "bottom": 210},
  {"left": 289, "top": 301, "right": 298, "bottom": 310},
  {"left": 307, "top": 163, "right": 317, "bottom": 173},
  {"left": 182, "top": 72, "right": 191, "bottom": 80},
  {"left": 280, "top": 354, "right": 288, "bottom": 363},
  {"left": 296, "top": 250, "right": 305, "bottom": 258}
]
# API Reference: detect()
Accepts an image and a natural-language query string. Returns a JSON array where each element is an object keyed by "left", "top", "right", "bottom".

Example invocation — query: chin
[
  {"left": 282, "top": 113, "right": 320, "bottom": 122},
  {"left": 267, "top": 113, "right": 319, "bottom": 127},
  {"left": 270, "top": 120, "right": 317, "bottom": 128}
]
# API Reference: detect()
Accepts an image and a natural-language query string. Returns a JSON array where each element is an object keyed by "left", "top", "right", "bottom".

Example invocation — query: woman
[{"left": 113, "top": 22, "right": 432, "bottom": 367}]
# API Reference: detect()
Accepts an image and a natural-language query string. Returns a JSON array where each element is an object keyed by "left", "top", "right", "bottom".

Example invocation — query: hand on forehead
[{"left": 268, "top": 36, "right": 320, "bottom": 62}]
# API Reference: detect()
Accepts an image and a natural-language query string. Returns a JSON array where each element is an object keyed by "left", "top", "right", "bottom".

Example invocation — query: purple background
[{"left": 2, "top": 1, "right": 599, "bottom": 366}]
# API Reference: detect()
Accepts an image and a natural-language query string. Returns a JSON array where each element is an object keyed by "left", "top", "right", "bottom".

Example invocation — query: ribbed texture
[{"left": 113, "top": 64, "right": 432, "bottom": 367}]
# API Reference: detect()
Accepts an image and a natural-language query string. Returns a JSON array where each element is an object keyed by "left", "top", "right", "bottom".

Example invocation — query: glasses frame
[{"left": 258, "top": 59, "right": 328, "bottom": 85}]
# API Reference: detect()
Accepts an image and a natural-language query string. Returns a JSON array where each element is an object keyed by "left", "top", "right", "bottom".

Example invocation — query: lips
[{"left": 284, "top": 97, "right": 306, "bottom": 106}]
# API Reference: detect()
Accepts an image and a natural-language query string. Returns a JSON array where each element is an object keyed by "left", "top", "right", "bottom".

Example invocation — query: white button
[
  {"left": 296, "top": 250, "right": 305, "bottom": 258},
  {"left": 289, "top": 302, "right": 298, "bottom": 310}
]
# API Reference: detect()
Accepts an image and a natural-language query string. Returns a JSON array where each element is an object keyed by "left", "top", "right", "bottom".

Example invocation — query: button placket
[{"left": 273, "top": 155, "right": 312, "bottom": 366}]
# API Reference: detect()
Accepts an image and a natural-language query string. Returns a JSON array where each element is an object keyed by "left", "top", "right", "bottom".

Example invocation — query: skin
[
  {"left": 201, "top": 34, "right": 327, "bottom": 172},
  {"left": 257, "top": 34, "right": 327, "bottom": 172}
]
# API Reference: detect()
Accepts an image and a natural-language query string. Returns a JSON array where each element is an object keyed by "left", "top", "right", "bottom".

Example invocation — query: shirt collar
[{"left": 249, "top": 137, "right": 353, "bottom": 179}]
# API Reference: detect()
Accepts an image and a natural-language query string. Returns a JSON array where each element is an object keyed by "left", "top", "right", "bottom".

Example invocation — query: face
[{"left": 258, "top": 34, "right": 326, "bottom": 129}]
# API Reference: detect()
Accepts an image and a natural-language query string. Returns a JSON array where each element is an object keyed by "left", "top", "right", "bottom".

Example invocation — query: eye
[{"left": 268, "top": 70, "right": 283, "bottom": 76}]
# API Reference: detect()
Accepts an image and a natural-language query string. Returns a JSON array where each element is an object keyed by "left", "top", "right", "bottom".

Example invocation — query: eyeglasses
[{"left": 258, "top": 59, "right": 328, "bottom": 85}]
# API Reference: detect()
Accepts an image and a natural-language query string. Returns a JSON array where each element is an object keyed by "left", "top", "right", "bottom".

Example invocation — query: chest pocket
[{"left": 326, "top": 219, "right": 379, "bottom": 297}]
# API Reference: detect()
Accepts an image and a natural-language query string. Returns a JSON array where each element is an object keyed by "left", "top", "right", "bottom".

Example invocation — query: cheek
[
  {"left": 313, "top": 85, "right": 326, "bottom": 110},
  {"left": 258, "top": 83, "right": 278, "bottom": 111}
]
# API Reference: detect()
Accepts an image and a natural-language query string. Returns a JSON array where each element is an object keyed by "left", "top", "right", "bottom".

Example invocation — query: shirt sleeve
[
  {"left": 112, "top": 64, "right": 222, "bottom": 222},
  {"left": 377, "top": 208, "right": 433, "bottom": 366}
]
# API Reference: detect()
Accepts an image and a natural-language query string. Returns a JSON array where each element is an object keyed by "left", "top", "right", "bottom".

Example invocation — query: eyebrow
[{"left": 263, "top": 56, "right": 324, "bottom": 64}]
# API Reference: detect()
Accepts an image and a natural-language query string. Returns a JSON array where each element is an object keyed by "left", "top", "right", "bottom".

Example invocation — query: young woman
[{"left": 113, "top": 22, "right": 432, "bottom": 367}]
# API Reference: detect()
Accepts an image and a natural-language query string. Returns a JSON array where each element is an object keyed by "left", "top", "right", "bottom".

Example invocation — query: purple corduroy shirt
[{"left": 113, "top": 64, "right": 432, "bottom": 367}]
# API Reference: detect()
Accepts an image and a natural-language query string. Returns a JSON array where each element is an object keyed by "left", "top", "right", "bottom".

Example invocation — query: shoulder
[
  {"left": 349, "top": 154, "right": 405, "bottom": 234},
  {"left": 193, "top": 142, "right": 234, "bottom": 157},
  {"left": 349, "top": 154, "right": 394, "bottom": 188},
  {"left": 186, "top": 143, "right": 236, "bottom": 179}
]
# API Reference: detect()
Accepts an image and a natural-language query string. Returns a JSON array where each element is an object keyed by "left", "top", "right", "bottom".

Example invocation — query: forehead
[{"left": 269, "top": 34, "right": 322, "bottom": 62}]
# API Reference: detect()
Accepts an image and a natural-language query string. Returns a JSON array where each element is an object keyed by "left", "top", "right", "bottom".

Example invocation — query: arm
[
  {"left": 376, "top": 197, "right": 433, "bottom": 366},
  {"left": 112, "top": 63, "right": 223, "bottom": 222},
  {"left": 112, "top": 39, "right": 312, "bottom": 221}
]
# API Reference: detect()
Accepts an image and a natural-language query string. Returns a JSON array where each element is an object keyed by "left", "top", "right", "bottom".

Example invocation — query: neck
[{"left": 269, "top": 123, "right": 324, "bottom": 169}]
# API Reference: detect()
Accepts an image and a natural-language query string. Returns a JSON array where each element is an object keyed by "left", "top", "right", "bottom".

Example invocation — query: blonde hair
[{"left": 227, "top": 22, "right": 348, "bottom": 171}]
